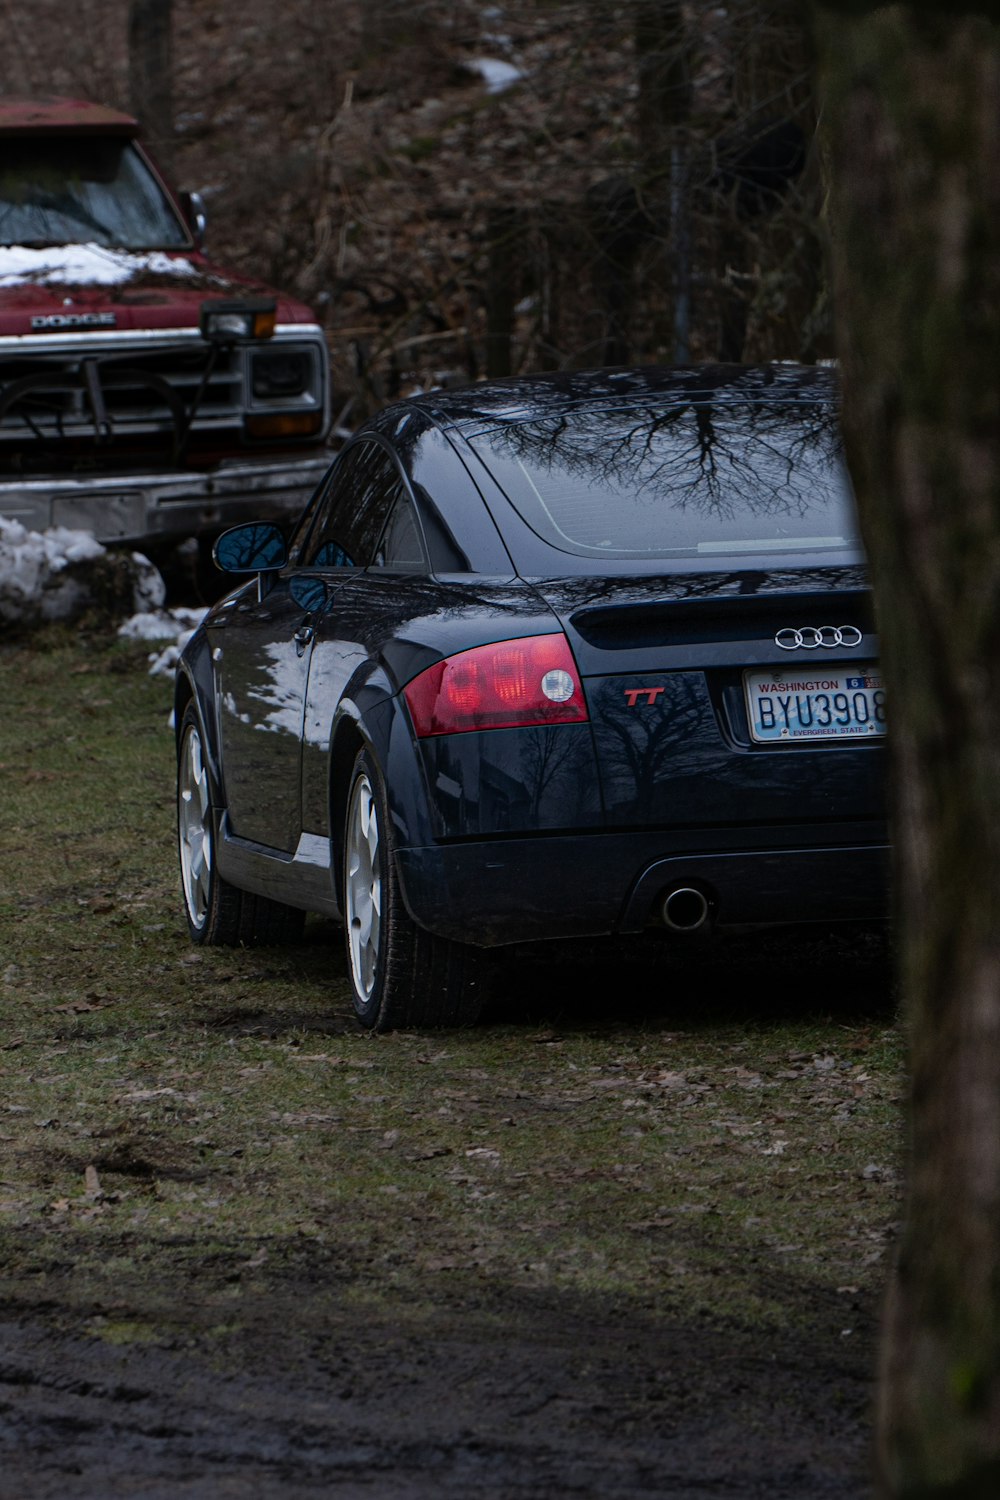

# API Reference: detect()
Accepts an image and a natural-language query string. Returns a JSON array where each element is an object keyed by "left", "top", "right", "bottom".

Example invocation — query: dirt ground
[
  {"left": 1, "top": 945, "right": 889, "bottom": 1500},
  {"left": 1, "top": 1253, "right": 877, "bottom": 1499},
  {"left": 1, "top": 642, "right": 897, "bottom": 1499}
]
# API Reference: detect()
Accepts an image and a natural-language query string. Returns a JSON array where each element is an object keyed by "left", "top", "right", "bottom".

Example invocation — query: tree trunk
[
  {"left": 634, "top": 0, "right": 692, "bottom": 359},
  {"left": 128, "top": 0, "right": 174, "bottom": 172},
  {"left": 485, "top": 205, "right": 518, "bottom": 378},
  {"left": 815, "top": 5, "right": 1000, "bottom": 1494}
]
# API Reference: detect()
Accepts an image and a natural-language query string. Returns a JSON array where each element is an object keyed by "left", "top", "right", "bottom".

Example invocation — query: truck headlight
[
  {"left": 251, "top": 350, "right": 311, "bottom": 398},
  {"left": 200, "top": 297, "right": 277, "bottom": 342}
]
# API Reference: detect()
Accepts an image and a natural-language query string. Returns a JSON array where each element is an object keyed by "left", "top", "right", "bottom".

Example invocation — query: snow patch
[
  {"left": 146, "top": 628, "right": 205, "bottom": 681},
  {"left": 129, "top": 552, "right": 168, "bottom": 612},
  {"left": 119, "top": 607, "right": 208, "bottom": 680},
  {"left": 0, "top": 244, "right": 201, "bottom": 287},
  {"left": 0, "top": 517, "right": 170, "bottom": 639},
  {"left": 0, "top": 516, "right": 104, "bottom": 621},
  {"left": 118, "top": 606, "right": 206, "bottom": 643},
  {"left": 467, "top": 57, "right": 524, "bottom": 93},
  {"left": 1, "top": 516, "right": 204, "bottom": 678}
]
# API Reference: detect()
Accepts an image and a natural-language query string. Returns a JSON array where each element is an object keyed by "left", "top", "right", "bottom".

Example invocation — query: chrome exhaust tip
[{"left": 662, "top": 885, "right": 711, "bottom": 933}]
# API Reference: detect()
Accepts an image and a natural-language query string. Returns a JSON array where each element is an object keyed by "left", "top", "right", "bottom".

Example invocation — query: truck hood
[{"left": 0, "top": 244, "right": 315, "bottom": 335}]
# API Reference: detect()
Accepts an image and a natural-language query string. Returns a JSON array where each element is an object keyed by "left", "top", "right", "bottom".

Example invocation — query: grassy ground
[{"left": 0, "top": 627, "right": 903, "bottom": 1495}]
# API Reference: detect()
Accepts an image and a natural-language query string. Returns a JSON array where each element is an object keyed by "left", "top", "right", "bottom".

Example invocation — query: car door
[
  {"left": 215, "top": 440, "right": 404, "bottom": 851},
  {"left": 299, "top": 467, "right": 423, "bottom": 834}
]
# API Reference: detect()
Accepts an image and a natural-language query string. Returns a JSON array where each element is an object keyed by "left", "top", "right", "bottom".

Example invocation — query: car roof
[
  {"left": 0, "top": 97, "right": 139, "bottom": 136},
  {"left": 381, "top": 363, "right": 837, "bottom": 439}
]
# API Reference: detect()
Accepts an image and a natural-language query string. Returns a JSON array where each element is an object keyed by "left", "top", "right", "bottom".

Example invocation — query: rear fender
[{"left": 326, "top": 678, "right": 438, "bottom": 914}]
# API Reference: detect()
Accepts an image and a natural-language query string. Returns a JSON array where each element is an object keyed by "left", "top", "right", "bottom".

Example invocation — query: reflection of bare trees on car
[
  {"left": 594, "top": 677, "right": 706, "bottom": 818},
  {"left": 468, "top": 367, "right": 845, "bottom": 547}
]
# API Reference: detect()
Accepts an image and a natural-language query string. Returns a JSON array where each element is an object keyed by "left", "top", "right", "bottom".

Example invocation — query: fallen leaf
[
  {"left": 116, "top": 1087, "right": 182, "bottom": 1102},
  {"left": 650, "top": 1071, "right": 689, "bottom": 1089}
]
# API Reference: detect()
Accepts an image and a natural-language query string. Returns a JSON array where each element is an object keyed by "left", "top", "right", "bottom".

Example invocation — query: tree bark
[
  {"left": 128, "top": 0, "right": 174, "bottom": 172},
  {"left": 815, "top": 5, "right": 1000, "bottom": 1494},
  {"left": 485, "top": 205, "right": 518, "bottom": 378},
  {"left": 634, "top": 0, "right": 692, "bottom": 359}
]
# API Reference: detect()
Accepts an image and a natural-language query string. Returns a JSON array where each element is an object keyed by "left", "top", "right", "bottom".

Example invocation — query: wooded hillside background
[
  {"left": 1, "top": 0, "right": 822, "bottom": 418},
  {"left": 10, "top": 6, "right": 1000, "bottom": 1491}
]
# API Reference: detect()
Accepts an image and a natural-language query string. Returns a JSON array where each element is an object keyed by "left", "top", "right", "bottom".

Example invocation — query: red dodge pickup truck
[{"left": 0, "top": 97, "right": 331, "bottom": 554}]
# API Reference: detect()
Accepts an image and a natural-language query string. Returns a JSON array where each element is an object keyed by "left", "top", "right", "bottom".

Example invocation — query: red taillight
[{"left": 404, "top": 634, "right": 589, "bottom": 737}]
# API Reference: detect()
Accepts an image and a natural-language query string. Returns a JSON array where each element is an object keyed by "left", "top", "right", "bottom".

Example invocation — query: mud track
[{"left": 1, "top": 1263, "right": 875, "bottom": 1498}]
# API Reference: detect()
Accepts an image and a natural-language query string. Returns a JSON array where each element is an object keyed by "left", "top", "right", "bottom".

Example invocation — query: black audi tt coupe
[{"left": 174, "top": 364, "right": 888, "bottom": 1029}]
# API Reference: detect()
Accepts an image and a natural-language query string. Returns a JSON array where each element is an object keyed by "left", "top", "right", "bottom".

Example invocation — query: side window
[
  {"left": 371, "top": 492, "right": 427, "bottom": 572},
  {"left": 312, "top": 539, "right": 354, "bottom": 568},
  {"left": 287, "top": 465, "right": 333, "bottom": 565},
  {"left": 301, "top": 442, "right": 404, "bottom": 568}
]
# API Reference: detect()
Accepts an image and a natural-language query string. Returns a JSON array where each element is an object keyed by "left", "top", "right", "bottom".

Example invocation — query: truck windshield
[{"left": 0, "top": 138, "right": 190, "bottom": 250}]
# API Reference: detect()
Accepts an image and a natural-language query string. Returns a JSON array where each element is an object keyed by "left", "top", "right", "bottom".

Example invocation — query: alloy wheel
[
  {"left": 345, "top": 771, "right": 382, "bottom": 1002},
  {"left": 178, "top": 721, "right": 212, "bottom": 931}
]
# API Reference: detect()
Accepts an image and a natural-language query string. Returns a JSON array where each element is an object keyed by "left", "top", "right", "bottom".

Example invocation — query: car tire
[
  {"left": 177, "top": 704, "right": 305, "bottom": 947},
  {"left": 342, "top": 748, "right": 487, "bottom": 1031}
]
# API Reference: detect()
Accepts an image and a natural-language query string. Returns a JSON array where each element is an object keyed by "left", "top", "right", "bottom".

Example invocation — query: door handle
[{"left": 293, "top": 625, "right": 315, "bottom": 656}]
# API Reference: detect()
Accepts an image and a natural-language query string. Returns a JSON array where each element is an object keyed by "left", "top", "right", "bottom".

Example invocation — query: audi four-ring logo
[{"left": 775, "top": 625, "right": 863, "bottom": 650}]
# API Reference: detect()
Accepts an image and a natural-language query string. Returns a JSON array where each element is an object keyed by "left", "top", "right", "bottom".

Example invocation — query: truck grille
[{"left": 0, "top": 333, "right": 245, "bottom": 452}]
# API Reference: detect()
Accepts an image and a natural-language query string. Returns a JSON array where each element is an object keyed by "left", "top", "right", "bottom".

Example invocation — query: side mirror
[
  {"left": 213, "top": 522, "right": 287, "bottom": 574},
  {"left": 180, "top": 189, "right": 207, "bottom": 250},
  {"left": 290, "top": 576, "right": 331, "bottom": 613}
]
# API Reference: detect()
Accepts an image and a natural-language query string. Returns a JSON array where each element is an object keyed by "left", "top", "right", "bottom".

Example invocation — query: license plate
[{"left": 744, "top": 665, "right": 886, "bottom": 744}]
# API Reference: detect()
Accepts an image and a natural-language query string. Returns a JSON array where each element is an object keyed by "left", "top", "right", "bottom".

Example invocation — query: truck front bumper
[{"left": 0, "top": 453, "right": 331, "bottom": 548}]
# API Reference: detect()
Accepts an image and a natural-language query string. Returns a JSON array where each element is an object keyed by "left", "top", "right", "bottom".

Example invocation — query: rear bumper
[
  {"left": 0, "top": 452, "right": 330, "bottom": 547},
  {"left": 394, "top": 824, "right": 890, "bottom": 947}
]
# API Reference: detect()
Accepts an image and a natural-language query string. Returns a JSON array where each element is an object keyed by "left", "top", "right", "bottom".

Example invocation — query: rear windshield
[
  {"left": 465, "top": 394, "right": 859, "bottom": 563},
  {"left": 0, "top": 139, "right": 189, "bottom": 250}
]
